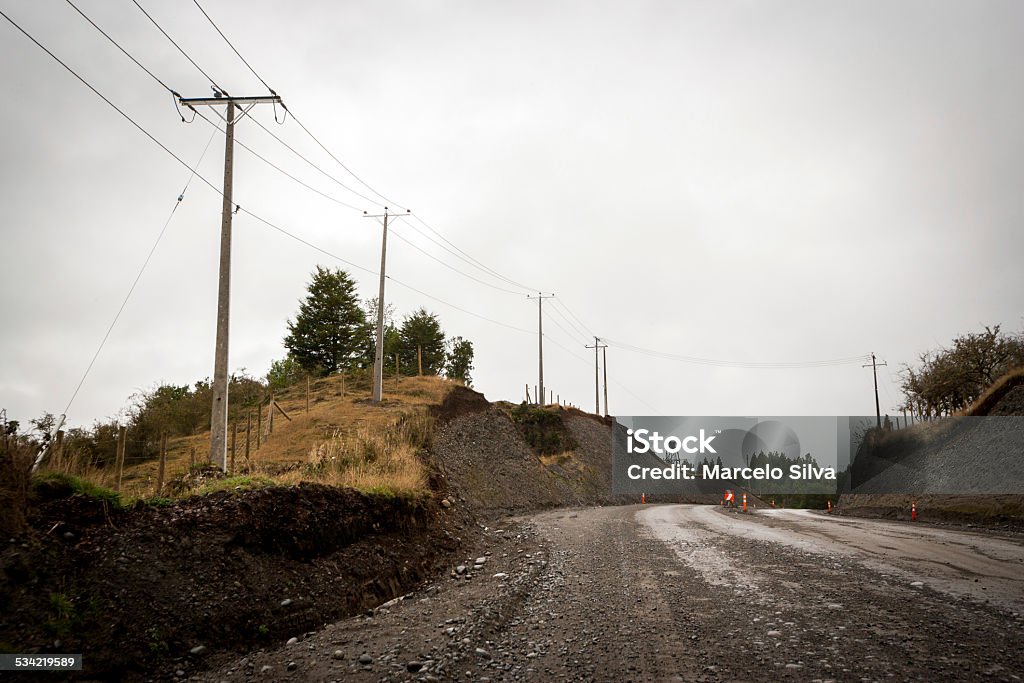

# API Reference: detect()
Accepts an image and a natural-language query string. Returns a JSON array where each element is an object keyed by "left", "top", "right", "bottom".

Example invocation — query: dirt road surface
[{"left": 195, "top": 505, "right": 1024, "bottom": 682}]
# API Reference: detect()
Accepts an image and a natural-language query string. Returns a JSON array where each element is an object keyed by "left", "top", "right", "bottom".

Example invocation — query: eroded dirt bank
[{"left": 0, "top": 484, "right": 468, "bottom": 681}]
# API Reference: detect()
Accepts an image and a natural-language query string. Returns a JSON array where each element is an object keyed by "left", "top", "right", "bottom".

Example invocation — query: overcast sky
[{"left": 1, "top": 0, "right": 1022, "bottom": 429}]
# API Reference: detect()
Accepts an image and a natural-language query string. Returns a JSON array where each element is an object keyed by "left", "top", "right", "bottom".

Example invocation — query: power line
[
  {"left": 246, "top": 115, "right": 386, "bottom": 208},
  {"left": 191, "top": 109, "right": 366, "bottom": 212},
  {"left": 191, "top": 0, "right": 273, "bottom": 93},
  {"left": 184, "top": 0, "right": 544, "bottom": 295},
  {"left": 548, "top": 300, "right": 592, "bottom": 343},
  {"left": 409, "top": 213, "right": 541, "bottom": 292},
  {"left": 63, "top": 0, "right": 177, "bottom": 96},
  {"left": 604, "top": 338, "right": 870, "bottom": 369},
  {"left": 553, "top": 298, "right": 596, "bottom": 338},
  {"left": 131, "top": 0, "right": 226, "bottom": 94},
  {"left": 388, "top": 227, "right": 527, "bottom": 295},
  {"left": 61, "top": 129, "right": 218, "bottom": 418},
  {"left": 541, "top": 324, "right": 658, "bottom": 413},
  {"left": 543, "top": 307, "right": 588, "bottom": 346}
]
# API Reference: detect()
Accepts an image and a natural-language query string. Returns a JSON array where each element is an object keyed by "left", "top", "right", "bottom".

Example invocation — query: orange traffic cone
[
  {"left": 911, "top": 500, "right": 917, "bottom": 521},
  {"left": 641, "top": 492, "right": 646, "bottom": 505},
  {"left": 827, "top": 499, "right": 832, "bottom": 512},
  {"left": 742, "top": 492, "right": 747, "bottom": 512}
]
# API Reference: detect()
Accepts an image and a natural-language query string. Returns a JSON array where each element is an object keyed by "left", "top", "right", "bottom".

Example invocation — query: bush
[{"left": 509, "top": 403, "right": 577, "bottom": 456}]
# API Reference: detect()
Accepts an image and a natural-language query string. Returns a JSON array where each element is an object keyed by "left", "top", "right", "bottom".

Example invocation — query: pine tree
[
  {"left": 284, "top": 267, "right": 372, "bottom": 374},
  {"left": 398, "top": 308, "right": 446, "bottom": 374}
]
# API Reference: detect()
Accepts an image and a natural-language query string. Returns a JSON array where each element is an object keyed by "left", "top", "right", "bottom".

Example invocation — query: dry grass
[
  {"left": 108, "top": 373, "right": 453, "bottom": 499},
  {"left": 963, "top": 367, "right": 1024, "bottom": 416},
  {"left": 292, "top": 416, "right": 431, "bottom": 495},
  {"left": 0, "top": 438, "right": 36, "bottom": 535}
]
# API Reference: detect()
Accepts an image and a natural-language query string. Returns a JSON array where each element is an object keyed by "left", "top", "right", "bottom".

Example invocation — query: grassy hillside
[{"left": 43, "top": 373, "right": 456, "bottom": 500}]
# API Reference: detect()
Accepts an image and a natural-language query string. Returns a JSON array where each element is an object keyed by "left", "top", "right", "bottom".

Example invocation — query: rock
[
  {"left": 62, "top": 531, "right": 75, "bottom": 541},
  {"left": 332, "top": 650, "right": 345, "bottom": 660},
  {"left": 475, "top": 557, "right": 487, "bottom": 565},
  {"left": 190, "top": 645, "right": 208, "bottom": 656},
  {"left": 910, "top": 581, "right": 924, "bottom": 587},
  {"left": 475, "top": 647, "right": 491, "bottom": 659},
  {"left": 785, "top": 663, "right": 803, "bottom": 669},
  {"left": 441, "top": 499, "right": 452, "bottom": 508},
  {"left": 407, "top": 661, "right": 425, "bottom": 673},
  {"left": 455, "top": 565, "right": 468, "bottom": 575},
  {"left": 767, "top": 630, "right": 782, "bottom": 637},
  {"left": 260, "top": 665, "right": 273, "bottom": 674},
  {"left": 493, "top": 572, "right": 508, "bottom": 579},
  {"left": 280, "top": 598, "right": 293, "bottom": 607},
  {"left": 286, "top": 661, "right": 297, "bottom": 671},
  {"left": 286, "top": 637, "right": 298, "bottom": 646},
  {"left": 358, "top": 653, "right": 373, "bottom": 665}
]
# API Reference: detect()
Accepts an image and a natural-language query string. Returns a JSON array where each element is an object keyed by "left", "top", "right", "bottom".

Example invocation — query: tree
[
  {"left": 267, "top": 355, "right": 302, "bottom": 391},
  {"left": 398, "top": 308, "right": 446, "bottom": 375},
  {"left": 284, "top": 267, "right": 373, "bottom": 374},
  {"left": 900, "top": 324, "right": 1024, "bottom": 416},
  {"left": 446, "top": 336, "right": 475, "bottom": 385}
]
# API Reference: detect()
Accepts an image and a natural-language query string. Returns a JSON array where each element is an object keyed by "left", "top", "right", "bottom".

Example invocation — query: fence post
[
  {"left": 53, "top": 429, "right": 65, "bottom": 471},
  {"left": 115, "top": 426, "right": 127, "bottom": 493},
  {"left": 156, "top": 433, "right": 167, "bottom": 495},
  {"left": 230, "top": 421, "right": 237, "bottom": 473}
]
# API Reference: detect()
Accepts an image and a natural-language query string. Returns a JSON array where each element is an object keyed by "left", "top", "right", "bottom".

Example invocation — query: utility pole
[
  {"left": 862, "top": 352, "right": 888, "bottom": 429},
  {"left": 585, "top": 336, "right": 607, "bottom": 415},
  {"left": 364, "top": 208, "right": 410, "bottom": 403},
  {"left": 179, "top": 91, "right": 281, "bottom": 470},
  {"left": 527, "top": 293, "right": 555, "bottom": 405},
  {"left": 602, "top": 344, "right": 609, "bottom": 416}
]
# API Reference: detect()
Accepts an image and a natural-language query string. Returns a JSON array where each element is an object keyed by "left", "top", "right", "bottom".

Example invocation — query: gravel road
[{"left": 195, "top": 505, "right": 1024, "bottom": 682}]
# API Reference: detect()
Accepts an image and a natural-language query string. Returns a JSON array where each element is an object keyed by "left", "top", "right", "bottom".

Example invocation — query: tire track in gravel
[{"left": 194, "top": 504, "right": 1024, "bottom": 682}]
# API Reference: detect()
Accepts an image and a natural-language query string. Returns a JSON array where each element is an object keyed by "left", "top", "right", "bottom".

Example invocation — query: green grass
[{"left": 32, "top": 472, "right": 122, "bottom": 507}]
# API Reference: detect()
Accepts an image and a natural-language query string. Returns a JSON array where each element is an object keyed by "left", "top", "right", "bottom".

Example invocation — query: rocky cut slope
[{"left": 428, "top": 387, "right": 633, "bottom": 513}]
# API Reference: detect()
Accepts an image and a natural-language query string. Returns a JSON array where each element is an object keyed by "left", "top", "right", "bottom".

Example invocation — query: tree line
[
  {"left": 11, "top": 266, "right": 474, "bottom": 471},
  {"left": 280, "top": 265, "right": 474, "bottom": 383},
  {"left": 900, "top": 324, "right": 1024, "bottom": 416}
]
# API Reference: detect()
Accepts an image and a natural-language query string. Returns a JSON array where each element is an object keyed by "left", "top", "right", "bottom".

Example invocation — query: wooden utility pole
[
  {"left": 177, "top": 92, "right": 281, "bottom": 470},
  {"left": 306, "top": 376, "right": 310, "bottom": 413},
  {"left": 245, "top": 411, "right": 252, "bottom": 462},
  {"left": 114, "top": 425, "right": 126, "bottom": 493},
  {"left": 364, "top": 208, "right": 411, "bottom": 403},
  {"left": 585, "top": 337, "right": 607, "bottom": 415},
  {"left": 417, "top": 345, "right": 423, "bottom": 376},
  {"left": 862, "top": 353, "right": 888, "bottom": 429},
  {"left": 256, "top": 404, "right": 262, "bottom": 449},
  {"left": 527, "top": 293, "right": 555, "bottom": 407}
]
